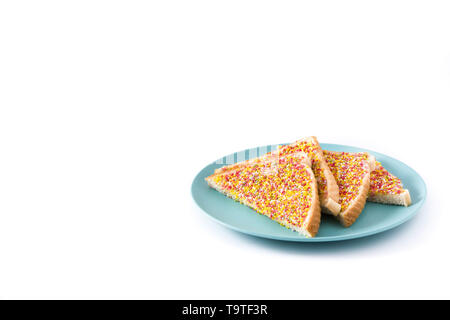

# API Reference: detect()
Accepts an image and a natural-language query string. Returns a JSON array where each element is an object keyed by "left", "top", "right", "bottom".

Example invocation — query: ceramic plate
[{"left": 192, "top": 143, "right": 426, "bottom": 242}]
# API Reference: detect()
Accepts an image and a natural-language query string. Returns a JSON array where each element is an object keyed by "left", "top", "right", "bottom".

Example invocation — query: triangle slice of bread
[
  {"left": 323, "top": 150, "right": 375, "bottom": 227},
  {"left": 206, "top": 152, "right": 321, "bottom": 237},
  {"left": 368, "top": 161, "right": 411, "bottom": 206}
]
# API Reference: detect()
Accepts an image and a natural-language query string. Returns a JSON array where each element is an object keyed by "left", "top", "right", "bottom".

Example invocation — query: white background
[{"left": 0, "top": 1, "right": 449, "bottom": 299}]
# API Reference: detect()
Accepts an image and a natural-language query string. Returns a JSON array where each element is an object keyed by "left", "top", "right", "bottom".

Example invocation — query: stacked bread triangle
[{"left": 206, "top": 136, "right": 411, "bottom": 237}]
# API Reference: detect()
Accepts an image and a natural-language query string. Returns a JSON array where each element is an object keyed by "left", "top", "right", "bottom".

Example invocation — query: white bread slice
[
  {"left": 323, "top": 151, "right": 375, "bottom": 227},
  {"left": 368, "top": 161, "right": 411, "bottom": 206},
  {"left": 206, "top": 152, "right": 321, "bottom": 237}
]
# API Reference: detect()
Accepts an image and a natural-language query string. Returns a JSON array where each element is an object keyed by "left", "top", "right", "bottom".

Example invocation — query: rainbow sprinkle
[
  {"left": 210, "top": 155, "right": 314, "bottom": 228},
  {"left": 323, "top": 151, "right": 370, "bottom": 212},
  {"left": 370, "top": 161, "right": 405, "bottom": 195}
]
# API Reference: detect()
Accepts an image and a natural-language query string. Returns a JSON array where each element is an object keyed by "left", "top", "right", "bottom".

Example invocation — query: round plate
[{"left": 192, "top": 143, "right": 427, "bottom": 242}]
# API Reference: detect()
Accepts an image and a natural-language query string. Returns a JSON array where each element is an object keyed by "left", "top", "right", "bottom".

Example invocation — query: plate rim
[{"left": 192, "top": 142, "right": 427, "bottom": 242}]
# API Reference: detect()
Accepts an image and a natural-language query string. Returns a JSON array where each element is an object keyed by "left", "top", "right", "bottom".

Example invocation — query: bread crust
[
  {"left": 309, "top": 137, "right": 341, "bottom": 216},
  {"left": 318, "top": 163, "right": 341, "bottom": 216},
  {"left": 366, "top": 154, "right": 376, "bottom": 171},
  {"left": 338, "top": 173, "right": 370, "bottom": 227}
]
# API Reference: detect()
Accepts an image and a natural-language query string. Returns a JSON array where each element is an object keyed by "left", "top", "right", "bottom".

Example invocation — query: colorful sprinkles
[
  {"left": 277, "top": 140, "right": 328, "bottom": 197},
  {"left": 370, "top": 161, "right": 405, "bottom": 195},
  {"left": 323, "top": 151, "right": 370, "bottom": 212},
  {"left": 211, "top": 155, "right": 314, "bottom": 228}
]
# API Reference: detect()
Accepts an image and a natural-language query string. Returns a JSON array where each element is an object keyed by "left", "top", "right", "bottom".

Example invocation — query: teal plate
[{"left": 192, "top": 143, "right": 427, "bottom": 242}]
